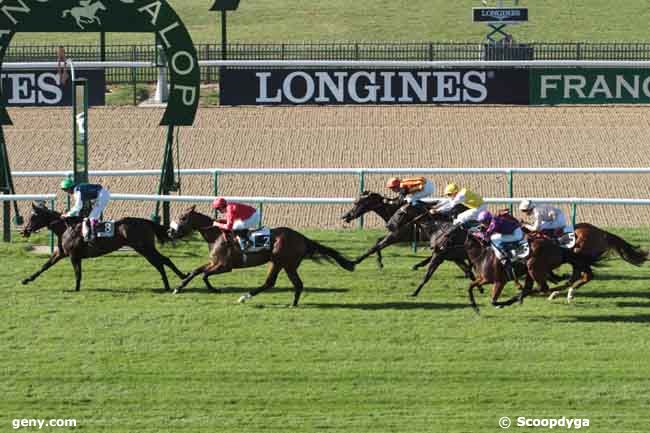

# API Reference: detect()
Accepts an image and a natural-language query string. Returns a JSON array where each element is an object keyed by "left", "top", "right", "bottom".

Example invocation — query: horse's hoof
[
  {"left": 172, "top": 288, "right": 181, "bottom": 295},
  {"left": 21, "top": 279, "right": 30, "bottom": 285},
  {"left": 478, "top": 288, "right": 485, "bottom": 294},
  {"left": 409, "top": 292, "right": 419, "bottom": 298},
  {"left": 548, "top": 291, "right": 560, "bottom": 301},
  {"left": 411, "top": 265, "right": 418, "bottom": 271},
  {"left": 238, "top": 293, "right": 252, "bottom": 304},
  {"left": 494, "top": 304, "right": 504, "bottom": 309}
]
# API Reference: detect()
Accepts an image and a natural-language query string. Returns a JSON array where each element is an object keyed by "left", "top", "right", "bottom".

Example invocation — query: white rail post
[{"left": 154, "top": 44, "right": 169, "bottom": 103}]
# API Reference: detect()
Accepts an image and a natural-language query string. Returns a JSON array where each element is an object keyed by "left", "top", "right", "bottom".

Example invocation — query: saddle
[
  {"left": 81, "top": 219, "right": 115, "bottom": 240},
  {"left": 235, "top": 227, "right": 272, "bottom": 253},
  {"left": 500, "top": 240, "right": 530, "bottom": 261},
  {"left": 528, "top": 229, "right": 576, "bottom": 249}
]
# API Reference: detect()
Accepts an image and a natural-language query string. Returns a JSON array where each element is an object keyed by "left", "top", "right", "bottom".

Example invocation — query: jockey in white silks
[
  {"left": 519, "top": 200, "right": 574, "bottom": 235},
  {"left": 432, "top": 183, "right": 488, "bottom": 225},
  {"left": 60, "top": 178, "right": 111, "bottom": 241}
]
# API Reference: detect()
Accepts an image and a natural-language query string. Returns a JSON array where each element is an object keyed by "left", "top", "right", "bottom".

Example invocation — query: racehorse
[
  {"left": 169, "top": 206, "right": 355, "bottom": 306},
  {"left": 62, "top": 1, "right": 107, "bottom": 30},
  {"left": 536, "top": 223, "right": 648, "bottom": 301},
  {"left": 341, "top": 191, "right": 430, "bottom": 268},
  {"left": 353, "top": 201, "right": 475, "bottom": 285},
  {"left": 20, "top": 203, "right": 187, "bottom": 292},
  {"left": 437, "top": 225, "right": 586, "bottom": 314}
]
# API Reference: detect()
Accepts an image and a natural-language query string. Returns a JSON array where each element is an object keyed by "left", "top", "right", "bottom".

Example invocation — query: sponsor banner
[
  {"left": 220, "top": 69, "right": 529, "bottom": 105},
  {"left": 1, "top": 70, "right": 105, "bottom": 107},
  {"left": 531, "top": 69, "right": 650, "bottom": 104},
  {"left": 472, "top": 7, "right": 528, "bottom": 24}
]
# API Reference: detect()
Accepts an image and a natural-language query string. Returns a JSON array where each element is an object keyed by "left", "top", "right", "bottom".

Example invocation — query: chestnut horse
[
  {"left": 433, "top": 225, "right": 587, "bottom": 314},
  {"left": 540, "top": 223, "right": 648, "bottom": 301},
  {"left": 169, "top": 206, "right": 355, "bottom": 306},
  {"left": 20, "top": 203, "right": 186, "bottom": 291}
]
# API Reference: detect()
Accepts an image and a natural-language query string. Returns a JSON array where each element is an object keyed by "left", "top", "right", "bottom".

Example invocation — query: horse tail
[
  {"left": 606, "top": 232, "right": 648, "bottom": 266},
  {"left": 304, "top": 238, "right": 355, "bottom": 272},
  {"left": 150, "top": 221, "right": 171, "bottom": 245},
  {"left": 62, "top": 10, "right": 70, "bottom": 18}
]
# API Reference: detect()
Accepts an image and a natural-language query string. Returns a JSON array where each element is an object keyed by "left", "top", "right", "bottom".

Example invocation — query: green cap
[{"left": 60, "top": 178, "right": 75, "bottom": 190}]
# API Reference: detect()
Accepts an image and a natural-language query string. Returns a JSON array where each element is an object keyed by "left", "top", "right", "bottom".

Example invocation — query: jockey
[
  {"left": 61, "top": 179, "right": 110, "bottom": 241},
  {"left": 476, "top": 210, "right": 524, "bottom": 284},
  {"left": 212, "top": 197, "right": 261, "bottom": 251},
  {"left": 519, "top": 200, "right": 573, "bottom": 238},
  {"left": 385, "top": 176, "right": 435, "bottom": 207},
  {"left": 433, "top": 183, "right": 488, "bottom": 226}
]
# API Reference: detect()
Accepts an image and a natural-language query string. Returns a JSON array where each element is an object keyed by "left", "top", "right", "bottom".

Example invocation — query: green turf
[
  {"left": 11, "top": 0, "right": 650, "bottom": 45},
  {"left": 1, "top": 228, "right": 649, "bottom": 432}
]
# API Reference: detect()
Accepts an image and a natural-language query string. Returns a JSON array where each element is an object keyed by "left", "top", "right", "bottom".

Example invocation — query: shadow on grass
[
  {"left": 560, "top": 314, "right": 650, "bottom": 323},
  {"left": 616, "top": 301, "right": 650, "bottom": 308},
  {"left": 306, "top": 301, "right": 469, "bottom": 310},
  {"left": 173, "top": 286, "right": 350, "bottom": 295},
  {"left": 575, "top": 291, "right": 650, "bottom": 299},
  {"left": 590, "top": 274, "right": 650, "bottom": 281}
]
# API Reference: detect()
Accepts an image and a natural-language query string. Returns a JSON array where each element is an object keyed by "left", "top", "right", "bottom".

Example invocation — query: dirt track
[{"left": 3, "top": 105, "right": 650, "bottom": 228}]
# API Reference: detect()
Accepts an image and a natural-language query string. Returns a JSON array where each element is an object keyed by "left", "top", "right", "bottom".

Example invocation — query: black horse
[
  {"left": 341, "top": 191, "right": 431, "bottom": 268},
  {"left": 378, "top": 204, "right": 475, "bottom": 296},
  {"left": 20, "top": 203, "right": 187, "bottom": 291}
]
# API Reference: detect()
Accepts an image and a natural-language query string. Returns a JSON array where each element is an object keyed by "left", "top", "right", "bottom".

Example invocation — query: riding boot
[
  {"left": 502, "top": 259, "right": 523, "bottom": 289},
  {"left": 90, "top": 219, "right": 98, "bottom": 241},
  {"left": 234, "top": 230, "right": 250, "bottom": 252}
]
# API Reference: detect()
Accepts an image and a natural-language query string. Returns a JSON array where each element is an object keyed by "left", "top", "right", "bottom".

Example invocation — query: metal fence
[{"left": 7, "top": 42, "right": 650, "bottom": 84}]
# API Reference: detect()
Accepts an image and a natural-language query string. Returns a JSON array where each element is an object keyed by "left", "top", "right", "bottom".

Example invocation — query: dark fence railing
[{"left": 6, "top": 42, "right": 650, "bottom": 84}]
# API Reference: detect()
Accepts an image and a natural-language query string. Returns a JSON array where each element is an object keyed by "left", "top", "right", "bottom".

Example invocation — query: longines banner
[
  {"left": 531, "top": 69, "right": 650, "bottom": 104},
  {"left": 220, "top": 69, "right": 530, "bottom": 105},
  {"left": 1, "top": 70, "right": 105, "bottom": 107}
]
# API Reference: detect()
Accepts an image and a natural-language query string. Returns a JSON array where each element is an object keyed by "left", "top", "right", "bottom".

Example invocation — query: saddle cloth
[
  {"left": 238, "top": 227, "right": 272, "bottom": 253},
  {"left": 96, "top": 221, "right": 116, "bottom": 238},
  {"left": 80, "top": 220, "right": 115, "bottom": 240},
  {"left": 502, "top": 240, "right": 530, "bottom": 261},
  {"left": 533, "top": 229, "right": 576, "bottom": 249}
]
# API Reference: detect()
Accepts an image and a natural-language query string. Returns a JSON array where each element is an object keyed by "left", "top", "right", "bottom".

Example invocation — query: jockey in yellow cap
[
  {"left": 385, "top": 176, "right": 435, "bottom": 207},
  {"left": 433, "top": 183, "right": 488, "bottom": 225}
]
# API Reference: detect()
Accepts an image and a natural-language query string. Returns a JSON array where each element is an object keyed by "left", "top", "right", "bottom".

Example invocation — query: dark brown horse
[
  {"left": 353, "top": 201, "right": 475, "bottom": 284},
  {"left": 455, "top": 226, "right": 586, "bottom": 313},
  {"left": 534, "top": 223, "right": 648, "bottom": 301},
  {"left": 169, "top": 206, "right": 355, "bottom": 306},
  {"left": 341, "top": 191, "right": 430, "bottom": 268},
  {"left": 20, "top": 203, "right": 187, "bottom": 291}
]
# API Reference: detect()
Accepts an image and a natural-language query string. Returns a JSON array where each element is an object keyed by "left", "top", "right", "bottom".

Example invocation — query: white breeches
[
  {"left": 453, "top": 204, "right": 488, "bottom": 225},
  {"left": 232, "top": 210, "right": 261, "bottom": 231},
  {"left": 405, "top": 181, "right": 435, "bottom": 204},
  {"left": 491, "top": 228, "right": 524, "bottom": 260},
  {"left": 89, "top": 189, "right": 110, "bottom": 221}
]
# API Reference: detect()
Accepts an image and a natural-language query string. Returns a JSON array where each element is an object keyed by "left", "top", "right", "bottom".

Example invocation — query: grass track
[{"left": 1, "top": 229, "right": 650, "bottom": 432}]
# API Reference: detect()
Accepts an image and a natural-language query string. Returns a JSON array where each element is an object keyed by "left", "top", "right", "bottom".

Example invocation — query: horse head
[
  {"left": 169, "top": 205, "right": 216, "bottom": 240},
  {"left": 21, "top": 202, "right": 61, "bottom": 238},
  {"left": 341, "top": 191, "right": 389, "bottom": 223}
]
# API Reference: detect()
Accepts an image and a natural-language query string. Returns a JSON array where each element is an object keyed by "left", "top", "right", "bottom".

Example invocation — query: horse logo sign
[{"left": 62, "top": 0, "right": 108, "bottom": 30}]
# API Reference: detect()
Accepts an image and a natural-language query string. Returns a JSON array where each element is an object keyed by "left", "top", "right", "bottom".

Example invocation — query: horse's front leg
[
  {"left": 202, "top": 263, "right": 232, "bottom": 292},
  {"left": 71, "top": 257, "right": 83, "bottom": 292},
  {"left": 174, "top": 263, "right": 210, "bottom": 294},
  {"left": 355, "top": 232, "right": 398, "bottom": 265},
  {"left": 22, "top": 248, "right": 66, "bottom": 285},
  {"left": 411, "top": 253, "right": 444, "bottom": 297},
  {"left": 411, "top": 255, "right": 431, "bottom": 271}
]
